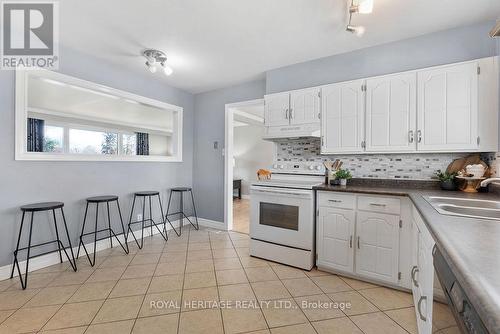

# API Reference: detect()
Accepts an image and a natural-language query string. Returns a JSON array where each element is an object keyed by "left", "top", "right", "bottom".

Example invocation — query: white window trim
[{"left": 16, "top": 69, "right": 183, "bottom": 162}]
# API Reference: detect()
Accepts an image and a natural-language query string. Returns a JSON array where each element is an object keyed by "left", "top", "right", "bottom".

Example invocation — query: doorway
[{"left": 224, "top": 99, "right": 273, "bottom": 233}]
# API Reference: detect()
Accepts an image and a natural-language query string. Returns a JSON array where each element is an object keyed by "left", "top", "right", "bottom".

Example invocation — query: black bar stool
[
  {"left": 77, "top": 196, "right": 129, "bottom": 266},
  {"left": 11, "top": 202, "right": 77, "bottom": 290},
  {"left": 165, "top": 187, "right": 199, "bottom": 236},
  {"left": 127, "top": 191, "right": 168, "bottom": 249}
]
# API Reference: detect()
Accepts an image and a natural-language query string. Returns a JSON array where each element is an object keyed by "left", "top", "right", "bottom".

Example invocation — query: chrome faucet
[{"left": 480, "top": 178, "right": 500, "bottom": 187}]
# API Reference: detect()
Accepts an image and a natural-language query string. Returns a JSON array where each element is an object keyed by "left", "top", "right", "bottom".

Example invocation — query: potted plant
[
  {"left": 435, "top": 170, "right": 457, "bottom": 191},
  {"left": 335, "top": 169, "right": 352, "bottom": 186}
]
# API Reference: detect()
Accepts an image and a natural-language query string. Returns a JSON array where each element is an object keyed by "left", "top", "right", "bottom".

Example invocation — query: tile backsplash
[{"left": 275, "top": 138, "right": 496, "bottom": 180}]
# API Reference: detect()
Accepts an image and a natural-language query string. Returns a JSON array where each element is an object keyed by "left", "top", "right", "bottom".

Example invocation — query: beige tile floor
[
  {"left": 232, "top": 199, "right": 250, "bottom": 234},
  {"left": 0, "top": 226, "right": 459, "bottom": 334}
]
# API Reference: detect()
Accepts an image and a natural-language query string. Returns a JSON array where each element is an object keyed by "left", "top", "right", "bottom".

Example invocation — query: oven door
[{"left": 250, "top": 186, "right": 314, "bottom": 250}]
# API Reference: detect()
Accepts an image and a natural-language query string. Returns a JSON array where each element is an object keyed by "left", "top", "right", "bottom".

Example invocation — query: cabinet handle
[
  {"left": 369, "top": 203, "right": 386, "bottom": 207},
  {"left": 289, "top": 108, "right": 293, "bottom": 119},
  {"left": 349, "top": 236, "right": 353, "bottom": 248},
  {"left": 411, "top": 266, "right": 419, "bottom": 287},
  {"left": 417, "top": 130, "right": 422, "bottom": 143},
  {"left": 328, "top": 199, "right": 342, "bottom": 203},
  {"left": 408, "top": 130, "right": 414, "bottom": 143},
  {"left": 285, "top": 108, "right": 289, "bottom": 119},
  {"left": 417, "top": 296, "right": 427, "bottom": 322},
  {"left": 357, "top": 236, "right": 360, "bottom": 249}
]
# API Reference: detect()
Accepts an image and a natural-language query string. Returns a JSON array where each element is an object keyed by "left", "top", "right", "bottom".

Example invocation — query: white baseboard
[
  {"left": 241, "top": 194, "right": 250, "bottom": 200},
  {"left": 0, "top": 216, "right": 224, "bottom": 281}
]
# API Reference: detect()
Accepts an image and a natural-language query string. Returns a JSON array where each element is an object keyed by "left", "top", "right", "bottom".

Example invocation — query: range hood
[{"left": 262, "top": 123, "right": 320, "bottom": 141}]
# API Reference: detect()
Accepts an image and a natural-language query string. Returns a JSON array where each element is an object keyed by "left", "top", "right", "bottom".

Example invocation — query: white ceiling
[{"left": 60, "top": 0, "right": 500, "bottom": 93}]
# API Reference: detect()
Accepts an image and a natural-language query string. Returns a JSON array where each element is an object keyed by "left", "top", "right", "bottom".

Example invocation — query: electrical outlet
[{"left": 137, "top": 214, "right": 143, "bottom": 221}]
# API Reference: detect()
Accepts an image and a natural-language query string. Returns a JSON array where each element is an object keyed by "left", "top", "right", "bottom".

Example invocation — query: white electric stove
[{"left": 249, "top": 162, "right": 324, "bottom": 270}]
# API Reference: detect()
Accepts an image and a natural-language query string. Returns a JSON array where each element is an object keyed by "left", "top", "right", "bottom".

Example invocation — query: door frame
[{"left": 224, "top": 98, "right": 265, "bottom": 231}]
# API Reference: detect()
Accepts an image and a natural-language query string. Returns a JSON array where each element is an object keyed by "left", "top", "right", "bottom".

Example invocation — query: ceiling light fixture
[
  {"left": 142, "top": 49, "right": 173, "bottom": 76},
  {"left": 346, "top": 0, "right": 372, "bottom": 37}
]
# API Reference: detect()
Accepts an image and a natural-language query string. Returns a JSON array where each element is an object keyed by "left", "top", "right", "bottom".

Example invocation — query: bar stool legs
[
  {"left": 11, "top": 203, "right": 77, "bottom": 290},
  {"left": 127, "top": 192, "right": 168, "bottom": 249},
  {"left": 165, "top": 187, "right": 199, "bottom": 236},
  {"left": 77, "top": 196, "right": 129, "bottom": 267}
]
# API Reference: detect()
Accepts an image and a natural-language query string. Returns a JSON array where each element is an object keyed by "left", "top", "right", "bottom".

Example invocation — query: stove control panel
[{"left": 271, "top": 162, "right": 324, "bottom": 174}]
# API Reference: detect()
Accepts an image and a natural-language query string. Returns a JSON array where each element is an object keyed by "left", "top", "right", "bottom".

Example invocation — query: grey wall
[
  {"left": 0, "top": 46, "right": 194, "bottom": 267},
  {"left": 193, "top": 80, "right": 266, "bottom": 222},
  {"left": 266, "top": 21, "right": 498, "bottom": 94}
]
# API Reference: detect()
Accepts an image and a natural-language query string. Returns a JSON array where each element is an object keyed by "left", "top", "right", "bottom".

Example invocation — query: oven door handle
[{"left": 251, "top": 188, "right": 312, "bottom": 197}]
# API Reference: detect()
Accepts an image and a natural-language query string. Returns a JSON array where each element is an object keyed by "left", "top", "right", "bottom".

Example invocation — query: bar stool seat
[
  {"left": 86, "top": 195, "right": 119, "bottom": 203},
  {"left": 171, "top": 187, "right": 191, "bottom": 192},
  {"left": 166, "top": 187, "right": 199, "bottom": 236},
  {"left": 11, "top": 201, "right": 77, "bottom": 289},
  {"left": 21, "top": 202, "right": 64, "bottom": 211},
  {"left": 77, "top": 195, "right": 129, "bottom": 266},
  {"left": 135, "top": 191, "right": 160, "bottom": 196},
  {"left": 127, "top": 191, "right": 168, "bottom": 249}
]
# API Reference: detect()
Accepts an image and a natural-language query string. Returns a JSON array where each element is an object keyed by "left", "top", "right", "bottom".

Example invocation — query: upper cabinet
[
  {"left": 417, "top": 62, "right": 478, "bottom": 151},
  {"left": 289, "top": 88, "right": 321, "bottom": 125},
  {"left": 321, "top": 80, "right": 365, "bottom": 153},
  {"left": 264, "top": 87, "right": 320, "bottom": 127},
  {"left": 265, "top": 56, "right": 498, "bottom": 154},
  {"left": 365, "top": 72, "right": 417, "bottom": 152},
  {"left": 264, "top": 92, "right": 290, "bottom": 127}
]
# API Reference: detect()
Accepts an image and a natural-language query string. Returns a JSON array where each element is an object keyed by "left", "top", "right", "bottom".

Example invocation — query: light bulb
[
  {"left": 146, "top": 61, "right": 157, "bottom": 73},
  {"left": 346, "top": 25, "right": 365, "bottom": 37},
  {"left": 162, "top": 63, "right": 173, "bottom": 76},
  {"left": 358, "top": 0, "right": 373, "bottom": 14}
]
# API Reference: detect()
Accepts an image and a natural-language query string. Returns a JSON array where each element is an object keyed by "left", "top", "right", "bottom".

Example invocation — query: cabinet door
[
  {"left": 415, "top": 236, "right": 434, "bottom": 334},
  {"left": 366, "top": 72, "right": 417, "bottom": 152},
  {"left": 355, "top": 211, "right": 400, "bottom": 283},
  {"left": 289, "top": 87, "right": 320, "bottom": 125},
  {"left": 417, "top": 62, "right": 478, "bottom": 151},
  {"left": 317, "top": 207, "right": 355, "bottom": 273},
  {"left": 264, "top": 92, "right": 290, "bottom": 127},
  {"left": 321, "top": 80, "right": 365, "bottom": 153}
]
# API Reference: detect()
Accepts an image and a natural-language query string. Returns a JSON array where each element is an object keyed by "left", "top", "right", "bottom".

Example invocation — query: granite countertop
[{"left": 313, "top": 181, "right": 500, "bottom": 333}]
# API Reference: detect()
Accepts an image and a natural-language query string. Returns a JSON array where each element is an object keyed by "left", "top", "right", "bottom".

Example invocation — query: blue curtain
[
  {"left": 27, "top": 118, "right": 45, "bottom": 152},
  {"left": 136, "top": 132, "right": 149, "bottom": 155}
]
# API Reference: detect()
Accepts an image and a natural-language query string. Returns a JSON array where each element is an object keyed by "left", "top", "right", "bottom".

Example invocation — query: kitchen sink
[{"left": 424, "top": 196, "right": 500, "bottom": 221}]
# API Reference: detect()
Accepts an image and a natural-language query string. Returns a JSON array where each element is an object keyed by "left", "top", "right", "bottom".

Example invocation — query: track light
[
  {"left": 346, "top": 0, "right": 371, "bottom": 37},
  {"left": 346, "top": 25, "right": 365, "bottom": 37},
  {"left": 350, "top": 0, "right": 373, "bottom": 14},
  {"left": 161, "top": 62, "right": 173, "bottom": 76},
  {"left": 142, "top": 49, "right": 173, "bottom": 76},
  {"left": 146, "top": 60, "right": 157, "bottom": 73}
]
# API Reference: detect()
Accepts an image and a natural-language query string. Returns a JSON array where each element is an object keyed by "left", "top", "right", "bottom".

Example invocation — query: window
[
  {"left": 69, "top": 129, "right": 118, "bottom": 155},
  {"left": 43, "top": 125, "right": 64, "bottom": 153},
  {"left": 122, "top": 134, "right": 137, "bottom": 155}
]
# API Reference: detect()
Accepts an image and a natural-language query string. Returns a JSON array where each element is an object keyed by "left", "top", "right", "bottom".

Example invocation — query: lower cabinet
[
  {"left": 411, "top": 207, "right": 435, "bottom": 334},
  {"left": 356, "top": 211, "right": 400, "bottom": 284},
  {"left": 317, "top": 207, "right": 355, "bottom": 273},
  {"left": 317, "top": 192, "right": 402, "bottom": 285}
]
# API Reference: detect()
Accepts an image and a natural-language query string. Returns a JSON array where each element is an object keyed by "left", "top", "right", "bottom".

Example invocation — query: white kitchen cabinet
[
  {"left": 417, "top": 61, "right": 478, "bottom": 151},
  {"left": 411, "top": 207, "right": 435, "bottom": 334},
  {"left": 317, "top": 207, "right": 355, "bottom": 273},
  {"left": 321, "top": 80, "right": 365, "bottom": 154},
  {"left": 264, "top": 92, "right": 290, "bottom": 127},
  {"left": 317, "top": 192, "right": 405, "bottom": 287},
  {"left": 355, "top": 211, "right": 400, "bottom": 284},
  {"left": 365, "top": 72, "right": 417, "bottom": 152},
  {"left": 289, "top": 87, "right": 321, "bottom": 125}
]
